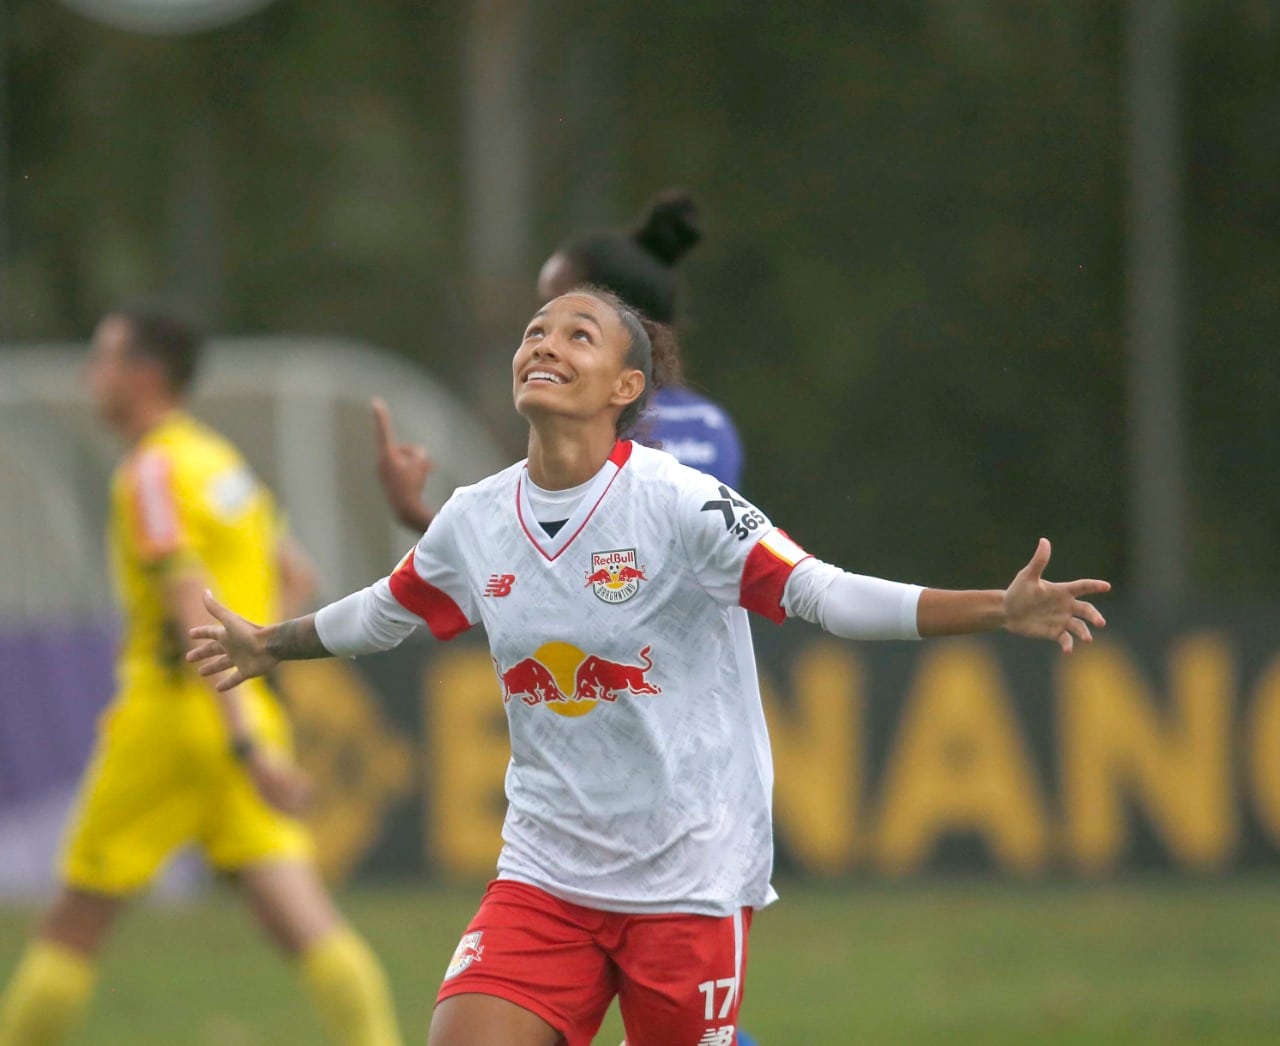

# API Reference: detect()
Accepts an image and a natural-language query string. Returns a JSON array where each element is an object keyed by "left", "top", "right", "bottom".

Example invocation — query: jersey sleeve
[
  {"left": 121, "top": 448, "right": 205, "bottom": 569},
  {"left": 676, "top": 473, "right": 812, "bottom": 623},
  {"left": 385, "top": 494, "right": 479, "bottom": 640}
]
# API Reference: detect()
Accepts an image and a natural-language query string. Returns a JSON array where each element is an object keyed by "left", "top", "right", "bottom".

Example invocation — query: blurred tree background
[{"left": 3, "top": 0, "right": 1277, "bottom": 597}]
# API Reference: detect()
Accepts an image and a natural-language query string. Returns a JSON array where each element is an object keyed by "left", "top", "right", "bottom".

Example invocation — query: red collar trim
[{"left": 515, "top": 440, "right": 633, "bottom": 562}]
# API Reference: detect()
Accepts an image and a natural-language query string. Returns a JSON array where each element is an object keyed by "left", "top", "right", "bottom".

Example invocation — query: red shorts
[{"left": 435, "top": 879, "right": 752, "bottom": 1046}]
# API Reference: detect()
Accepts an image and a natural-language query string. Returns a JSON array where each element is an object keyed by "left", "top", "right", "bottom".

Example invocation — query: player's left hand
[
  {"left": 187, "top": 590, "right": 278, "bottom": 690},
  {"left": 1002, "top": 538, "right": 1110, "bottom": 653}
]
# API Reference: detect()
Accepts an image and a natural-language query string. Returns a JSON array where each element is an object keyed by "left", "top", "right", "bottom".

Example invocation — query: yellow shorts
[{"left": 59, "top": 677, "right": 312, "bottom": 896}]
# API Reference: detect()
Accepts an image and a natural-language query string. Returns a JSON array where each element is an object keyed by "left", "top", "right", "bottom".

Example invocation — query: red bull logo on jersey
[
  {"left": 493, "top": 641, "right": 661, "bottom": 718},
  {"left": 495, "top": 656, "right": 567, "bottom": 706},
  {"left": 573, "top": 646, "right": 661, "bottom": 700},
  {"left": 584, "top": 547, "right": 647, "bottom": 604}
]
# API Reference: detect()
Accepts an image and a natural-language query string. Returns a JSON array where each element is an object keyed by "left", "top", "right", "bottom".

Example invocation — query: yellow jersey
[{"left": 108, "top": 410, "right": 283, "bottom": 694}]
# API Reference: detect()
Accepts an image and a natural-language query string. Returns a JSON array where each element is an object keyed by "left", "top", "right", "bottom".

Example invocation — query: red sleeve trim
[
  {"left": 388, "top": 554, "right": 473, "bottom": 640},
  {"left": 739, "top": 529, "right": 812, "bottom": 624}
]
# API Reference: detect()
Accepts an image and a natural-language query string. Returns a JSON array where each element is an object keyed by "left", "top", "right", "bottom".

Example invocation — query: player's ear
[{"left": 610, "top": 368, "right": 645, "bottom": 409}]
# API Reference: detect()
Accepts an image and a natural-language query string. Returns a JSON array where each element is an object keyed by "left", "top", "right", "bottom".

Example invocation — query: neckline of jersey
[{"left": 515, "top": 440, "right": 633, "bottom": 562}]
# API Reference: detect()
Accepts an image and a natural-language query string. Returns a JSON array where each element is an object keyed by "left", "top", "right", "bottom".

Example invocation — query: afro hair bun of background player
[
  {"left": 631, "top": 188, "right": 702, "bottom": 267},
  {"left": 556, "top": 188, "right": 703, "bottom": 325}
]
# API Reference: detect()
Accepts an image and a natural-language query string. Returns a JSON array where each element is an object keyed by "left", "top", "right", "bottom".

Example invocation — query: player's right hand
[
  {"left": 187, "top": 590, "right": 278, "bottom": 691},
  {"left": 246, "top": 749, "right": 313, "bottom": 817}
]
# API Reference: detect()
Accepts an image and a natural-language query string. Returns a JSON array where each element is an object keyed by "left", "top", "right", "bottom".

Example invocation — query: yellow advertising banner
[{"left": 278, "top": 620, "right": 1280, "bottom": 882}]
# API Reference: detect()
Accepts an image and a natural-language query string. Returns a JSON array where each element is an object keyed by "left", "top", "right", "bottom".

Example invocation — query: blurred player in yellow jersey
[{"left": 0, "top": 306, "right": 402, "bottom": 1046}]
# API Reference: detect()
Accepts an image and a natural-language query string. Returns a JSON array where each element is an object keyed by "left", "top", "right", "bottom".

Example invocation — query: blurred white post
[
  {"left": 1127, "top": 0, "right": 1187, "bottom": 606},
  {"left": 462, "top": 0, "right": 534, "bottom": 447},
  {"left": 275, "top": 381, "right": 344, "bottom": 602},
  {"left": 557, "top": 4, "right": 622, "bottom": 229}
]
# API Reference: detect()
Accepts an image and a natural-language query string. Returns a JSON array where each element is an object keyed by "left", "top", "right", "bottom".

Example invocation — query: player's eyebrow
[{"left": 530, "top": 307, "right": 603, "bottom": 329}]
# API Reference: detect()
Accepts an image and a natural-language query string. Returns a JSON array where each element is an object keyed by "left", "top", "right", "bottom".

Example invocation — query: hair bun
[{"left": 632, "top": 188, "right": 702, "bottom": 266}]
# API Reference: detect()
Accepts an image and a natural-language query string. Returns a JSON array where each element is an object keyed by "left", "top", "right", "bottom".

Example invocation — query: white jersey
[{"left": 386, "top": 441, "right": 811, "bottom": 916}]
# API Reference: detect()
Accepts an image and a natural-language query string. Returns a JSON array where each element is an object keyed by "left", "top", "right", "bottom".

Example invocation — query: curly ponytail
[{"left": 570, "top": 285, "right": 684, "bottom": 437}]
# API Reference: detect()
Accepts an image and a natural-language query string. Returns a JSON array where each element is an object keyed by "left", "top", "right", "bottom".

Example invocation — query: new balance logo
[{"left": 484, "top": 574, "right": 516, "bottom": 597}]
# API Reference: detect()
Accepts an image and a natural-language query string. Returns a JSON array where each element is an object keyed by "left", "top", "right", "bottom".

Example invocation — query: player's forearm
[
  {"left": 165, "top": 572, "right": 258, "bottom": 745},
  {"left": 391, "top": 496, "right": 434, "bottom": 533},
  {"left": 211, "top": 686, "right": 255, "bottom": 751},
  {"left": 262, "top": 614, "right": 332, "bottom": 661},
  {"left": 915, "top": 588, "right": 1007, "bottom": 637}
]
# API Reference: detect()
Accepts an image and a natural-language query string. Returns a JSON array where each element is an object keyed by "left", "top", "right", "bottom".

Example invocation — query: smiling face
[{"left": 512, "top": 292, "right": 646, "bottom": 428}]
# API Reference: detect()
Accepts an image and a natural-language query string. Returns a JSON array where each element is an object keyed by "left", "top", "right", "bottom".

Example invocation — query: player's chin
[{"left": 514, "top": 384, "right": 568, "bottom": 417}]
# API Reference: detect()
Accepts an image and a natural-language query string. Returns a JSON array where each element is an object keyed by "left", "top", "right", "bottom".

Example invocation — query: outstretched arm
[
  {"left": 372, "top": 398, "right": 435, "bottom": 533},
  {"left": 917, "top": 537, "right": 1108, "bottom": 652},
  {"left": 187, "top": 591, "right": 331, "bottom": 692},
  {"left": 784, "top": 538, "right": 1108, "bottom": 653},
  {"left": 188, "top": 578, "right": 422, "bottom": 690}
]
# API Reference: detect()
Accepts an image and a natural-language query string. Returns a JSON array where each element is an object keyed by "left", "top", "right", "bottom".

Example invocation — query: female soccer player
[{"left": 188, "top": 287, "right": 1109, "bottom": 1046}]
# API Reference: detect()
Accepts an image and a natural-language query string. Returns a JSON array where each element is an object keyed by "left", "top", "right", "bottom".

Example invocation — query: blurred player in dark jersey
[
  {"left": 536, "top": 189, "right": 743, "bottom": 487},
  {"left": 374, "top": 189, "right": 743, "bottom": 533}
]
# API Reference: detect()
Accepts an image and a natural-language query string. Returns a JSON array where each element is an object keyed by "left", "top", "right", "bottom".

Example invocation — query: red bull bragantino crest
[{"left": 584, "top": 547, "right": 647, "bottom": 604}]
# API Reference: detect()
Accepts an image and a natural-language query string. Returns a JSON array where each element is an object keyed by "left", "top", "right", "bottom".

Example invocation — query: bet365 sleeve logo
[{"left": 700, "top": 484, "right": 766, "bottom": 541}]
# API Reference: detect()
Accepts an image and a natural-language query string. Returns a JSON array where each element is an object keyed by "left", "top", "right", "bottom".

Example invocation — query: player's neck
[
  {"left": 121, "top": 400, "right": 181, "bottom": 445},
  {"left": 525, "top": 420, "right": 618, "bottom": 490}
]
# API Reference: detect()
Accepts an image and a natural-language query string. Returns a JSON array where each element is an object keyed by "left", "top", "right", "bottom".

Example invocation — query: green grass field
[{"left": 3, "top": 879, "right": 1279, "bottom": 1044}]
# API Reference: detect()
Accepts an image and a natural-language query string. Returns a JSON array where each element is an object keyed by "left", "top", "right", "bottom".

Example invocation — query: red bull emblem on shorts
[
  {"left": 494, "top": 641, "right": 661, "bottom": 718},
  {"left": 444, "top": 930, "right": 484, "bottom": 979},
  {"left": 584, "top": 547, "right": 647, "bottom": 604}
]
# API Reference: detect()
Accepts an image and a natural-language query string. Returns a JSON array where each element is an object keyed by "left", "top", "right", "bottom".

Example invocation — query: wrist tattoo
[{"left": 265, "top": 616, "right": 331, "bottom": 661}]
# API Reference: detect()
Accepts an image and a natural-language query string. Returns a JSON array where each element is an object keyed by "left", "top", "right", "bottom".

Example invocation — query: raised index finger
[{"left": 371, "top": 397, "right": 396, "bottom": 453}]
